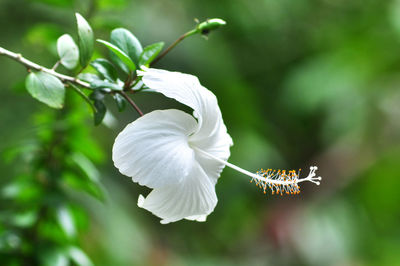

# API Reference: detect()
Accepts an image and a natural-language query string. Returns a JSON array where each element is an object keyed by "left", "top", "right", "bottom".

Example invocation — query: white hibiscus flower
[{"left": 112, "top": 68, "right": 321, "bottom": 224}]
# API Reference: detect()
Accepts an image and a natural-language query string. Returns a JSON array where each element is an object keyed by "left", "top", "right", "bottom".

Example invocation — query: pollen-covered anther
[
  {"left": 252, "top": 166, "right": 321, "bottom": 195},
  {"left": 193, "top": 147, "right": 321, "bottom": 197}
]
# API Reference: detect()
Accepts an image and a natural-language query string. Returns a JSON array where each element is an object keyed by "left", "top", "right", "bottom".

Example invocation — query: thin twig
[
  {"left": 52, "top": 60, "right": 61, "bottom": 70},
  {"left": 118, "top": 91, "right": 144, "bottom": 116},
  {"left": 0, "top": 47, "right": 146, "bottom": 115},
  {"left": 68, "top": 83, "right": 96, "bottom": 113},
  {"left": 151, "top": 29, "right": 197, "bottom": 66},
  {"left": 0, "top": 46, "right": 91, "bottom": 90}
]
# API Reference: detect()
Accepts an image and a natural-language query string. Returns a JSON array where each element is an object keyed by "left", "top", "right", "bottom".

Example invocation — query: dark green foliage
[
  {"left": 113, "top": 93, "right": 126, "bottom": 112},
  {"left": 89, "top": 90, "right": 107, "bottom": 125},
  {"left": 97, "top": 39, "right": 136, "bottom": 73},
  {"left": 0, "top": 93, "right": 102, "bottom": 265},
  {"left": 139, "top": 42, "right": 164, "bottom": 66},
  {"left": 25, "top": 72, "right": 65, "bottom": 109},
  {"left": 76, "top": 13, "right": 94, "bottom": 68},
  {"left": 90, "top": 59, "right": 118, "bottom": 82},
  {"left": 90, "top": 79, "right": 123, "bottom": 92},
  {"left": 110, "top": 28, "right": 143, "bottom": 68}
]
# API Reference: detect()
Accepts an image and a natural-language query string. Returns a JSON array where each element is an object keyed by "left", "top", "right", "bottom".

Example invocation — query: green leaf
[
  {"left": 139, "top": 42, "right": 164, "bottom": 66},
  {"left": 113, "top": 93, "right": 126, "bottom": 112},
  {"left": 76, "top": 13, "right": 94, "bottom": 67},
  {"left": 25, "top": 72, "right": 65, "bottom": 109},
  {"left": 63, "top": 172, "right": 105, "bottom": 201},
  {"left": 68, "top": 246, "right": 93, "bottom": 266},
  {"left": 56, "top": 205, "right": 76, "bottom": 238},
  {"left": 90, "top": 58, "right": 118, "bottom": 82},
  {"left": 11, "top": 210, "right": 38, "bottom": 228},
  {"left": 68, "top": 205, "right": 89, "bottom": 231},
  {"left": 70, "top": 153, "right": 100, "bottom": 182},
  {"left": 57, "top": 34, "right": 79, "bottom": 69},
  {"left": 1, "top": 178, "right": 41, "bottom": 202},
  {"left": 97, "top": 39, "right": 136, "bottom": 72},
  {"left": 0, "top": 231, "right": 21, "bottom": 250},
  {"left": 89, "top": 91, "right": 106, "bottom": 125},
  {"left": 41, "top": 248, "right": 69, "bottom": 266},
  {"left": 77, "top": 73, "right": 101, "bottom": 83},
  {"left": 90, "top": 79, "right": 123, "bottom": 91},
  {"left": 110, "top": 28, "right": 143, "bottom": 66},
  {"left": 1, "top": 183, "right": 21, "bottom": 199}
]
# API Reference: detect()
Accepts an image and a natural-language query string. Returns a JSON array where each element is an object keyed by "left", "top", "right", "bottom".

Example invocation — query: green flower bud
[{"left": 197, "top": 18, "right": 226, "bottom": 35}]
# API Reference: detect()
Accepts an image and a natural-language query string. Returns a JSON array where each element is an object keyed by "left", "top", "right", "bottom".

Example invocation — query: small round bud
[{"left": 197, "top": 18, "right": 227, "bottom": 35}]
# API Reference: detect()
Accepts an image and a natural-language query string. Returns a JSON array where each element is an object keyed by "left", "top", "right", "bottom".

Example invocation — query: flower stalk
[
  {"left": 118, "top": 91, "right": 144, "bottom": 116},
  {"left": 151, "top": 18, "right": 226, "bottom": 65}
]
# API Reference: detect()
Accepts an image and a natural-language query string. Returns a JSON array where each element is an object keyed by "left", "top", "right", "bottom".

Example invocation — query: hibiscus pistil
[{"left": 194, "top": 147, "right": 321, "bottom": 196}]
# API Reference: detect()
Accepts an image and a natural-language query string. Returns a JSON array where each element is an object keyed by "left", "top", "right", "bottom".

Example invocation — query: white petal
[
  {"left": 112, "top": 109, "right": 197, "bottom": 188},
  {"left": 138, "top": 68, "right": 233, "bottom": 144},
  {"left": 192, "top": 123, "right": 233, "bottom": 184},
  {"left": 137, "top": 161, "right": 217, "bottom": 224},
  {"left": 185, "top": 214, "right": 207, "bottom": 222},
  {"left": 138, "top": 68, "right": 233, "bottom": 184}
]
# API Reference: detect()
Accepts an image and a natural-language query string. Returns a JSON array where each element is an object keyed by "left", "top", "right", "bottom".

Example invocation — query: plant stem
[
  {"left": 68, "top": 83, "right": 96, "bottom": 113},
  {"left": 151, "top": 29, "right": 197, "bottom": 66},
  {"left": 52, "top": 60, "right": 61, "bottom": 70},
  {"left": 0, "top": 46, "right": 91, "bottom": 89},
  {"left": 0, "top": 47, "right": 145, "bottom": 115},
  {"left": 118, "top": 91, "right": 144, "bottom": 116}
]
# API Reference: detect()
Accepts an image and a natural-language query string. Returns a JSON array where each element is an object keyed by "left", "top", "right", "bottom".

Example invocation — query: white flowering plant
[{"left": 0, "top": 11, "right": 321, "bottom": 264}]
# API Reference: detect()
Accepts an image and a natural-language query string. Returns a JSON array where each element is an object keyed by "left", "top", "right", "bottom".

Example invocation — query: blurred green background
[{"left": 1, "top": 0, "right": 400, "bottom": 265}]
